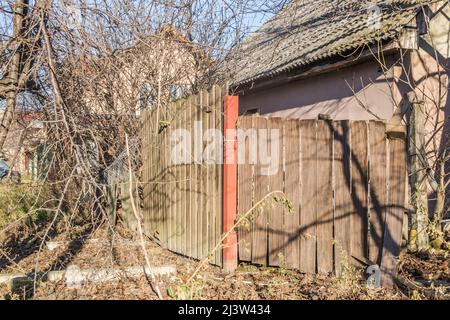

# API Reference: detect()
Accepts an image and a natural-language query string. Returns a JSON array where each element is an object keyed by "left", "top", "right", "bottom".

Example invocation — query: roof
[{"left": 226, "top": 0, "right": 429, "bottom": 86}]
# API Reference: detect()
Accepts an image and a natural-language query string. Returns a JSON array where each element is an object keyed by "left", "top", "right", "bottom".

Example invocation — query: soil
[{"left": 0, "top": 223, "right": 448, "bottom": 300}]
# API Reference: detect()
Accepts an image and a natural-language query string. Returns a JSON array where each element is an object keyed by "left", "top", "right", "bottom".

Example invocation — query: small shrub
[{"left": 0, "top": 184, "right": 52, "bottom": 229}]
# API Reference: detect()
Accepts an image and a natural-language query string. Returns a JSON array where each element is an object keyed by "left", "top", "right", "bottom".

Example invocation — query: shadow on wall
[{"left": 397, "top": 37, "right": 450, "bottom": 219}]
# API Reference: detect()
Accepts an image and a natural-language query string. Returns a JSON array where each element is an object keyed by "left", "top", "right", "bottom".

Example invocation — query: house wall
[
  {"left": 239, "top": 55, "right": 400, "bottom": 121},
  {"left": 78, "top": 36, "right": 201, "bottom": 116},
  {"left": 406, "top": 2, "right": 450, "bottom": 217},
  {"left": 0, "top": 112, "right": 44, "bottom": 177}
]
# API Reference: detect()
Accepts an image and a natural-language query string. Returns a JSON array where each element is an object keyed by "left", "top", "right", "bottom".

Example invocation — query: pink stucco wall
[{"left": 239, "top": 55, "right": 399, "bottom": 121}]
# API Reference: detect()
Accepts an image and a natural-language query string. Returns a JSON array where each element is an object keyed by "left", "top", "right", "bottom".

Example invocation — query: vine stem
[
  {"left": 187, "top": 190, "right": 285, "bottom": 284},
  {"left": 126, "top": 134, "right": 163, "bottom": 300}
]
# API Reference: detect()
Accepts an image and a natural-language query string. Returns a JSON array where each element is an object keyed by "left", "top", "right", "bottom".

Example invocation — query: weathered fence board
[
  {"left": 369, "top": 121, "right": 387, "bottom": 265},
  {"left": 237, "top": 116, "right": 406, "bottom": 277},
  {"left": 268, "top": 117, "right": 284, "bottom": 266},
  {"left": 350, "top": 121, "right": 369, "bottom": 261},
  {"left": 237, "top": 116, "right": 254, "bottom": 262},
  {"left": 316, "top": 121, "right": 333, "bottom": 274},
  {"left": 380, "top": 138, "right": 406, "bottom": 286},
  {"left": 252, "top": 117, "right": 269, "bottom": 266},
  {"left": 333, "top": 121, "right": 352, "bottom": 276},
  {"left": 283, "top": 120, "right": 300, "bottom": 269},
  {"left": 140, "top": 85, "right": 226, "bottom": 265},
  {"left": 299, "top": 121, "right": 317, "bottom": 273}
]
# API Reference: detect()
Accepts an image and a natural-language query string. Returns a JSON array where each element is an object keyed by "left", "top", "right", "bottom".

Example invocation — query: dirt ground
[{"left": 0, "top": 223, "right": 448, "bottom": 300}]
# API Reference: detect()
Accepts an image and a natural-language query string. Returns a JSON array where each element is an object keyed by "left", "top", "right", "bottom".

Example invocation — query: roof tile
[{"left": 226, "top": 0, "right": 428, "bottom": 85}]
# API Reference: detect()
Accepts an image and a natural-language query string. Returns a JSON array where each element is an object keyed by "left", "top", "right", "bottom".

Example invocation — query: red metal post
[{"left": 222, "top": 95, "right": 238, "bottom": 272}]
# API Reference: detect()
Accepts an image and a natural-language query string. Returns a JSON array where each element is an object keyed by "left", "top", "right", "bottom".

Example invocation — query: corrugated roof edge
[{"left": 231, "top": 5, "right": 421, "bottom": 87}]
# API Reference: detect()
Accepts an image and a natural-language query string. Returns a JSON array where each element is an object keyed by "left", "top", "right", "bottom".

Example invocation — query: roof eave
[{"left": 231, "top": 39, "right": 400, "bottom": 95}]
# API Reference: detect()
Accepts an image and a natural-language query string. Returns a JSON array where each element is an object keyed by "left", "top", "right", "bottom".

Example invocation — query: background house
[
  {"left": 0, "top": 110, "right": 45, "bottom": 179},
  {"left": 68, "top": 25, "right": 210, "bottom": 118}
]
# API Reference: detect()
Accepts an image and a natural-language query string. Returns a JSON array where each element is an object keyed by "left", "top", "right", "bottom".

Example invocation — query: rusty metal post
[{"left": 222, "top": 95, "right": 238, "bottom": 272}]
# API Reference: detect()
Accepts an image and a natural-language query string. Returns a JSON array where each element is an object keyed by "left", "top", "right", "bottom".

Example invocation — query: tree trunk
[
  {"left": 0, "top": 0, "right": 29, "bottom": 151},
  {"left": 407, "top": 92, "right": 429, "bottom": 252}
]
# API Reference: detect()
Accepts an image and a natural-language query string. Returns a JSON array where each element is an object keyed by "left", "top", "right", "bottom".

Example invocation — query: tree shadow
[{"left": 243, "top": 119, "right": 405, "bottom": 276}]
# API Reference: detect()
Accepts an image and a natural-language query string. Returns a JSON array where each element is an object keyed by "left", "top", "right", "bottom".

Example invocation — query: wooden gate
[
  {"left": 140, "top": 85, "right": 227, "bottom": 265},
  {"left": 237, "top": 116, "right": 406, "bottom": 280}
]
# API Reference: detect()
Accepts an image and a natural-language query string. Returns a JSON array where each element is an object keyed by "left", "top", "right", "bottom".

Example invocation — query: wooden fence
[
  {"left": 140, "top": 85, "right": 227, "bottom": 266},
  {"left": 237, "top": 116, "right": 406, "bottom": 279}
]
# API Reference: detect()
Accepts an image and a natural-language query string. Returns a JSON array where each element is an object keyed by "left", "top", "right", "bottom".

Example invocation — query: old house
[
  {"left": 225, "top": 0, "right": 449, "bottom": 220},
  {"left": 0, "top": 110, "right": 45, "bottom": 179},
  {"left": 69, "top": 25, "right": 210, "bottom": 117}
]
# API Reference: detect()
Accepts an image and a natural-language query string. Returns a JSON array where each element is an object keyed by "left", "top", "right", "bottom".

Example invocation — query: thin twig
[
  {"left": 187, "top": 190, "right": 285, "bottom": 284},
  {"left": 125, "top": 133, "right": 163, "bottom": 300}
]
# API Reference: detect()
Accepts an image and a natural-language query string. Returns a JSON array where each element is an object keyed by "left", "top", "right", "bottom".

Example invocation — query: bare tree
[
  {"left": 0, "top": 0, "right": 279, "bottom": 297},
  {"left": 0, "top": 0, "right": 41, "bottom": 150}
]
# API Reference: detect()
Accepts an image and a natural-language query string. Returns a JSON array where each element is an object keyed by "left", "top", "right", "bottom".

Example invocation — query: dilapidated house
[{"left": 223, "top": 0, "right": 450, "bottom": 240}]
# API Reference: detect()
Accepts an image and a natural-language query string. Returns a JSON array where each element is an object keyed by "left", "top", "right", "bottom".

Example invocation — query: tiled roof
[{"left": 226, "top": 0, "right": 428, "bottom": 86}]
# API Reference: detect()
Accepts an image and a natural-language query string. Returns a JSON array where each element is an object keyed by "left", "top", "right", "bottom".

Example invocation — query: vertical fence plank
[
  {"left": 316, "top": 120, "right": 334, "bottom": 274},
  {"left": 237, "top": 116, "right": 254, "bottom": 262},
  {"left": 205, "top": 89, "right": 214, "bottom": 261},
  {"left": 164, "top": 108, "right": 172, "bottom": 249},
  {"left": 333, "top": 121, "right": 352, "bottom": 276},
  {"left": 167, "top": 107, "right": 174, "bottom": 251},
  {"left": 152, "top": 120, "right": 158, "bottom": 240},
  {"left": 200, "top": 90, "right": 208, "bottom": 259},
  {"left": 163, "top": 116, "right": 169, "bottom": 247},
  {"left": 170, "top": 105, "right": 176, "bottom": 253},
  {"left": 181, "top": 100, "right": 188, "bottom": 255},
  {"left": 252, "top": 117, "right": 269, "bottom": 266},
  {"left": 268, "top": 117, "right": 284, "bottom": 266},
  {"left": 141, "top": 110, "right": 148, "bottom": 234},
  {"left": 350, "top": 121, "right": 369, "bottom": 261},
  {"left": 147, "top": 111, "right": 153, "bottom": 235},
  {"left": 162, "top": 116, "right": 169, "bottom": 246},
  {"left": 183, "top": 97, "right": 192, "bottom": 257},
  {"left": 204, "top": 90, "right": 214, "bottom": 261},
  {"left": 381, "top": 137, "right": 406, "bottom": 287},
  {"left": 299, "top": 120, "right": 317, "bottom": 273},
  {"left": 283, "top": 120, "right": 300, "bottom": 269},
  {"left": 180, "top": 102, "right": 187, "bottom": 256},
  {"left": 369, "top": 121, "right": 387, "bottom": 265},
  {"left": 192, "top": 94, "right": 200, "bottom": 259},
  {"left": 150, "top": 110, "right": 157, "bottom": 236},
  {"left": 159, "top": 108, "right": 165, "bottom": 245},
  {"left": 147, "top": 110, "right": 153, "bottom": 235},
  {"left": 187, "top": 95, "right": 195, "bottom": 258},
  {"left": 159, "top": 118, "right": 164, "bottom": 246},
  {"left": 174, "top": 102, "right": 182, "bottom": 254},
  {"left": 214, "top": 85, "right": 223, "bottom": 266}
]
